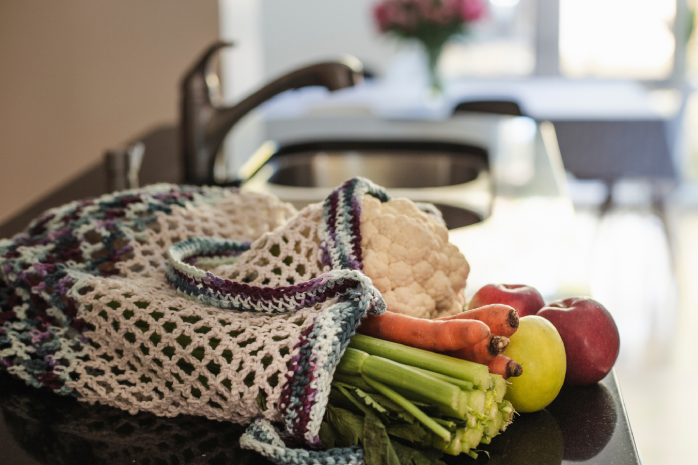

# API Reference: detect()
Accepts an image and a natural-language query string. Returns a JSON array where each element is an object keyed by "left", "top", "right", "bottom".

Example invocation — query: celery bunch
[{"left": 321, "top": 335, "right": 515, "bottom": 465}]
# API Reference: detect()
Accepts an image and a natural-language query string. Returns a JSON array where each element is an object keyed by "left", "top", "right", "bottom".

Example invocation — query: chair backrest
[{"left": 453, "top": 100, "right": 524, "bottom": 116}]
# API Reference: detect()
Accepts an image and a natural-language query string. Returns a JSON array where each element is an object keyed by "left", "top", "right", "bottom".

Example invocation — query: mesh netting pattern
[
  {"left": 72, "top": 275, "right": 320, "bottom": 424},
  {"left": 0, "top": 184, "right": 300, "bottom": 412},
  {"left": 211, "top": 202, "right": 327, "bottom": 287},
  {"left": 112, "top": 189, "right": 297, "bottom": 279},
  {"left": 66, "top": 195, "right": 332, "bottom": 424}
]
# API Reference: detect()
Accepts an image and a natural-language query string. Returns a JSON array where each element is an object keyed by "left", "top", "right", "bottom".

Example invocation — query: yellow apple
[{"left": 503, "top": 315, "right": 566, "bottom": 413}]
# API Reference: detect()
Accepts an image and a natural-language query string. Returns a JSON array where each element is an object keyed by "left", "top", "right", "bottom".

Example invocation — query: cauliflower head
[{"left": 360, "top": 195, "right": 469, "bottom": 319}]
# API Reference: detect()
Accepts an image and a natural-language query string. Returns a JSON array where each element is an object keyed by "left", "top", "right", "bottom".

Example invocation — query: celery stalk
[
  {"left": 336, "top": 347, "right": 369, "bottom": 375},
  {"left": 499, "top": 400, "right": 515, "bottom": 427},
  {"left": 444, "top": 437, "right": 462, "bottom": 456},
  {"left": 392, "top": 386, "right": 467, "bottom": 420},
  {"left": 332, "top": 373, "right": 376, "bottom": 393},
  {"left": 361, "top": 375, "right": 452, "bottom": 443},
  {"left": 463, "top": 424, "right": 484, "bottom": 450},
  {"left": 462, "top": 390, "right": 486, "bottom": 413},
  {"left": 485, "top": 391, "right": 499, "bottom": 420},
  {"left": 335, "top": 371, "right": 467, "bottom": 420},
  {"left": 349, "top": 334, "right": 492, "bottom": 390},
  {"left": 412, "top": 367, "right": 474, "bottom": 391},
  {"left": 361, "top": 355, "right": 462, "bottom": 411},
  {"left": 338, "top": 348, "right": 463, "bottom": 414},
  {"left": 433, "top": 418, "right": 458, "bottom": 431},
  {"left": 466, "top": 412, "right": 479, "bottom": 429},
  {"left": 491, "top": 374, "right": 508, "bottom": 403},
  {"left": 433, "top": 430, "right": 466, "bottom": 457},
  {"left": 485, "top": 411, "right": 504, "bottom": 438},
  {"left": 499, "top": 399, "right": 514, "bottom": 416}
]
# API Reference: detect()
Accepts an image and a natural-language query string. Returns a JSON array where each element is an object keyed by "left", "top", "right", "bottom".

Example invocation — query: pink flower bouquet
[{"left": 373, "top": 0, "right": 486, "bottom": 90}]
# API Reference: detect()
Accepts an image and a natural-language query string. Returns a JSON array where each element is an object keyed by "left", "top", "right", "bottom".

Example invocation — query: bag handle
[
  {"left": 166, "top": 177, "right": 392, "bottom": 315},
  {"left": 167, "top": 236, "right": 383, "bottom": 314}
]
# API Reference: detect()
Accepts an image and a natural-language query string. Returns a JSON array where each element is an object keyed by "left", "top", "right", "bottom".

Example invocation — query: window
[{"left": 559, "top": 0, "right": 676, "bottom": 79}]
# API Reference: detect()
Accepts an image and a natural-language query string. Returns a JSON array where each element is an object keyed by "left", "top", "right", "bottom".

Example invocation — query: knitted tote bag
[{"left": 0, "top": 177, "right": 410, "bottom": 464}]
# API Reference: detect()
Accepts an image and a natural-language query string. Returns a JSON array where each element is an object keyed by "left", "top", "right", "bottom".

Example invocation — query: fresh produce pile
[
  {"left": 325, "top": 283, "right": 621, "bottom": 464},
  {"left": 316, "top": 190, "right": 622, "bottom": 464},
  {"left": 323, "top": 334, "right": 514, "bottom": 463}
]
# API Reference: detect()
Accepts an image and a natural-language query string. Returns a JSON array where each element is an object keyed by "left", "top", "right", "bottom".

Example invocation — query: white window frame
[{"left": 534, "top": 0, "right": 688, "bottom": 85}]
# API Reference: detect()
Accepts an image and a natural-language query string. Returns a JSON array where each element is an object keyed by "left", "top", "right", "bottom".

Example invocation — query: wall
[
  {"left": 0, "top": 0, "right": 219, "bottom": 225},
  {"left": 261, "top": 0, "right": 394, "bottom": 80}
]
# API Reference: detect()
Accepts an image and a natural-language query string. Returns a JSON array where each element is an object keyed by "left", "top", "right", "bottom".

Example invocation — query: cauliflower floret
[{"left": 360, "top": 195, "right": 469, "bottom": 319}]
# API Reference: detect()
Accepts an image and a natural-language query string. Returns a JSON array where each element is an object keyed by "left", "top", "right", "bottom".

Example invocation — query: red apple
[
  {"left": 537, "top": 297, "right": 620, "bottom": 386},
  {"left": 468, "top": 284, "right": 545, "bottom": 317}
]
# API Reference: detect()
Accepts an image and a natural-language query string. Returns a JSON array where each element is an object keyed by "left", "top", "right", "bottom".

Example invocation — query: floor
[{"left": 568, "top": 179, "right": 698, "bottom": 465}]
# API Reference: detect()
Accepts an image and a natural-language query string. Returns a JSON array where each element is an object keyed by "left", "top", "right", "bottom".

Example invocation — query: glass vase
[{"left": 424, "top": 43, "right": 444, "bottom": 94}]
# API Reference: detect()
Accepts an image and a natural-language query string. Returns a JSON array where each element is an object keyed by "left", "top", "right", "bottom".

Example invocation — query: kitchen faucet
[{"left": 181, "top": 42, "right": 364, "bottom": 185}]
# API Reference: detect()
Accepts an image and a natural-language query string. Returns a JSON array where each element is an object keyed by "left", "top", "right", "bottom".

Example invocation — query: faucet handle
[
  {"left": 274, "top": 58, "right": 364, "bottom": 93},
  {"left": 180, "top": 41, "right": 364, "bottom": 186},
  {"left": 180, "top": 41, "right": 233, "bottom": 109},
  {"left": 182, "top": 42, "right": 233, "bottom": 82}
]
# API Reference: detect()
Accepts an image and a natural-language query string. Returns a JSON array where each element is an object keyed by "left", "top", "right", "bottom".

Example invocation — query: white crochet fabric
[
  {"left": 71, "top": 276, "right": 321, "bottom": 423},
  {"left": 62, "top": 188, "right": 333, "bottom": 424},
  {"left": 112, "top": 191, "right": 297, "bottom": 279},
  {"left": 212, "top": 203, "right": 327, "bottom": 286}
]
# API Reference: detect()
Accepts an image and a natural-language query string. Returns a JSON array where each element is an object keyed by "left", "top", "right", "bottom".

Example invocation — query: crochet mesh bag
[{"left": 0, "top": 178, "right": 408, "bottom": 465}]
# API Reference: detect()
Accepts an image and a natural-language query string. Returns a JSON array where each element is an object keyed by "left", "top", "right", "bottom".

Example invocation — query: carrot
[
  {"left": 445, "top": 335, "right": 510, "bottom": 365},
  {"left": 358, "top": 312, "right": 490, "bottom": 352},
  {"left": 437, "top": 304, "right": 519, "bottom": 338},
  {"left": 487, "top": 354, "right": 523, "bottom": 379}
]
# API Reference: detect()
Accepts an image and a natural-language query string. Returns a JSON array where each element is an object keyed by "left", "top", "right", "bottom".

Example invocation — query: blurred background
[{"left": 1, "top": 1, "right": 697, "bottom": 463}]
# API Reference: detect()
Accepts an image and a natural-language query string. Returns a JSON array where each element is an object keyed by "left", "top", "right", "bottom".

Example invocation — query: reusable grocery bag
[{"left": 0, "top": 178, "right": 402, "bottom": 464}]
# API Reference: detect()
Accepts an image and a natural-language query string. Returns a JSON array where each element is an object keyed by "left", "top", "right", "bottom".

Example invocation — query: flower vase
[
  {"left": 417, "top": 32, "right": 451, "bottom": 97},
  {"left": 424, "top": 43, "right": 444, "bottom": 95},
  {"left": 373, "top": 0, "right": 487, "bottom": 98}
]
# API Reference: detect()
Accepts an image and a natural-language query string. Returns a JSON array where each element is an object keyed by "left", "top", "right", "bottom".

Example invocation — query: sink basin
[
  {"left": 265, "top": 141, "right": 486, "bottom": 189},
  {"left": 267, "top": 152, "right": 482, "bottom": 189},
  {"left": 243, "top": 140, "right": 491, "bottom": 230}
]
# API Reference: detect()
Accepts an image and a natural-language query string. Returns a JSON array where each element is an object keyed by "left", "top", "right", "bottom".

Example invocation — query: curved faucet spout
[{"left": 180, "top": 42, "right": 364, "bottom": 186}]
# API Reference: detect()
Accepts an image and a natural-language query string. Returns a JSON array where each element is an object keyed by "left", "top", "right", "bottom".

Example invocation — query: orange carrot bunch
[
  {"left": 437, "top": 304, "right": 519, "bottom": 337},
  {"left": 359, "top": 313, "right": 490, "bottom": 352},
  {"left": 357, "top": 304, "right": 523, "bottom": 379}
]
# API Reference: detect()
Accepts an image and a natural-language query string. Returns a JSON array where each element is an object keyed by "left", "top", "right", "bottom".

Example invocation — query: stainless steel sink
[
  {"left": 242, "top": 140, "right": 492, "bottom": 230},
  {"left": 266, "top": 152, "right": 484, "bottom": 188}
]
